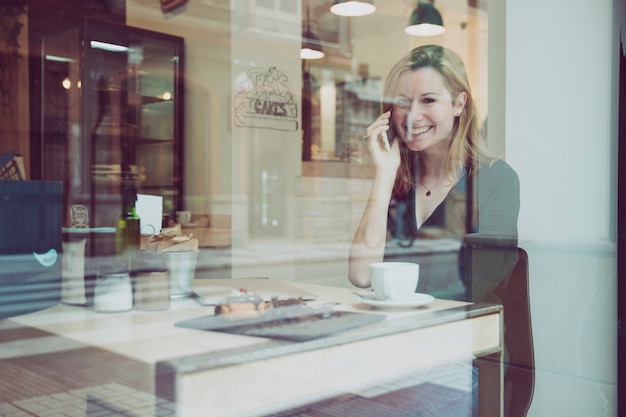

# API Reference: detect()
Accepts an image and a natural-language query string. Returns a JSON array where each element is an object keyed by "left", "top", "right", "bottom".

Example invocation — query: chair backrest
[
  {"left": 464, "top": 235, "right": 535, "bottom": 417},
  {"left": 493, "top": 247, "right": 535, "bottom": 417},
  {"left": 493, "top": 248, "right": 535, "bottom": 371}
]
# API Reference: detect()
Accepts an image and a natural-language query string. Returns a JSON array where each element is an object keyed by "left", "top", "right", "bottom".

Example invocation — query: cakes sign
[{"left": 233, "top": 66, "right": 298, "bottom": 131}]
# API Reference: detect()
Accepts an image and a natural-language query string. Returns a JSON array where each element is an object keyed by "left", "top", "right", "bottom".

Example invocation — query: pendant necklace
[
  {"left": 419, "top": 177, "right": 445, "bottom": 197},
  {"left": 416, "top": 160, "right": 448, "bottom": 197}
]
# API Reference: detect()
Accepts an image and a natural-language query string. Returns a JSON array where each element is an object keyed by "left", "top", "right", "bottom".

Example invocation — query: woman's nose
[{"left": 409, "top": 100, "right": 423, "bottom": 120}]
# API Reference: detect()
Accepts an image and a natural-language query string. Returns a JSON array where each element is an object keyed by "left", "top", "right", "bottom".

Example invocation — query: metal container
[{"left": 164, "top": 251, "right": 198, "bottom": 299}]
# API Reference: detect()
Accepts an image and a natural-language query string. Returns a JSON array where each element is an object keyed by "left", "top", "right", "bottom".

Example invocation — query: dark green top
[{"left": 386, "top": 159, "right": 520, "bottom": 303}]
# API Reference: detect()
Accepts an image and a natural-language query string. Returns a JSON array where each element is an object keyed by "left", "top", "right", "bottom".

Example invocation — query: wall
[{"left": 505, "top": 0, "right": 618, "bottom": 415}]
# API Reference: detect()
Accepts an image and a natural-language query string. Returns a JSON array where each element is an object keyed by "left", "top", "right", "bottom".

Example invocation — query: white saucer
[{"left": 355, "top": 292, "right": 435, "bottom": 309}]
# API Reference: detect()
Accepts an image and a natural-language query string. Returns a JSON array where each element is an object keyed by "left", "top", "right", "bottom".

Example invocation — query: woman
[{"left": 348, "top": 45, "right": 520, "bottom": 303}]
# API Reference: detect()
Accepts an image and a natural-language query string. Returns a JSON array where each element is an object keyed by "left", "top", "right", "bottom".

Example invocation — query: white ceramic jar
[{"left": 94, "top": 270, "right": 133, "bottom": 313}]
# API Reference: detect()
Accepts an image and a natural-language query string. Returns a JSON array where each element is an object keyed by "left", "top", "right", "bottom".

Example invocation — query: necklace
[
  {"left": 419, "top": 178, "right": 445, "bottom": 197},
  {"left": 415, "top": 161, "right": 448, "bottom": 196}
]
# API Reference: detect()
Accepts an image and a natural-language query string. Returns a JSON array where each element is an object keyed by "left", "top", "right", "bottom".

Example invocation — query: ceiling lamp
[
  {"left": 405, "top": 1, "right": 445, "bottom": 37},
  {"left": 301, "top": 2, "right": 324, "bottom": 59},
  {"left": 330, "top": 1, "right": 376, "bottom": 17},
  {"left": 301, "top": 30, "right": 325, "bottom": 59}
]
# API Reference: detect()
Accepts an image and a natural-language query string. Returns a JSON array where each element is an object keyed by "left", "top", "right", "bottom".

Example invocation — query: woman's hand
[
  {"left": 348, "top": 112, "right": 400, "bottom": 288},
  {"left": 365, "top": 111, "right": 400, "bottom": 177}
]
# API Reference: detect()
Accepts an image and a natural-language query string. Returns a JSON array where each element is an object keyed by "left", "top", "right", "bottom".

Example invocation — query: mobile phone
[{"left": 380, "top": 131, "right": 391, "bottom": 152}]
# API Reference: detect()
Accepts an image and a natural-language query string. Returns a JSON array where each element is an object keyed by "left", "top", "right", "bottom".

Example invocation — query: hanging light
[
  {"left": 405, "top": 0, "right": 445, "bottom": 37},
  {"left": 330, "top": 0, "right": 376, "bottom": 17},
  {"left": 301, "top": 2, "right": 324, "bottom": 59},
  {"left": 301, "top": 30, "right": 325, "bottom": 59}
]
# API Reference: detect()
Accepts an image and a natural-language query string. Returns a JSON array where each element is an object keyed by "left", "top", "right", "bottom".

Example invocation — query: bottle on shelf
[{"left": 115, "top": 171, "right": 141, "bottom": 272}]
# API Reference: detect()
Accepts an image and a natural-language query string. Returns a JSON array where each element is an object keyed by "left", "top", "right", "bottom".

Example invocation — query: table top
[
  {"left": 7, "top": 280, "right": 501, "bottom": 366},
  {"left": 4, "top": 280, "right": 504, "bottom": 417}
]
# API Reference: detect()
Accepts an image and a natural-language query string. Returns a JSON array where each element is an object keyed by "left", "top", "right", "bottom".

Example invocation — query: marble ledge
[
  {"left": 194, "top": 238, "right": 462, "bottom": 269},
  {"left": 156, "top": 302, "right": 501, "bottom": 376}
]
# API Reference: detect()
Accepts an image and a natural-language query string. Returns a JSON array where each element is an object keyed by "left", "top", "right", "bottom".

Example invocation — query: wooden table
[{"left": 2, "top": 281, "right": 503, "bottom": 417}]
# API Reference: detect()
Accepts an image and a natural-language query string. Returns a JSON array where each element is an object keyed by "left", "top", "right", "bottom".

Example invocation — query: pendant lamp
[
  {"left": 301, "top": 30, "right": 325, "bottom": 60},
  {"left": 405, "top": 1, "right": 445, "bottom": 37},
  {"left": 301, "top": 2, "right": 324, "bottom": 59},
  {"left": 330, "top": 0, "right": 376, "bottom": 17}
]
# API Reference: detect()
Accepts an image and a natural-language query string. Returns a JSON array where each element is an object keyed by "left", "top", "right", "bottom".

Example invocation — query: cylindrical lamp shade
[{"left": 405, "top": 3, "right": 445, "bottom": 36}]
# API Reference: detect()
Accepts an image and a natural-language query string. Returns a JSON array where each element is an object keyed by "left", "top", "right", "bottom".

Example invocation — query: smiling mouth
[{"left": 408, "top": 126, "right": 432, "bottom": 136}]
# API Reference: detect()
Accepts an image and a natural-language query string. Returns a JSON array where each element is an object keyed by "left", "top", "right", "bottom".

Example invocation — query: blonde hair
[{"left": 383, "top": 45, "right": 495, "bottom": 195}]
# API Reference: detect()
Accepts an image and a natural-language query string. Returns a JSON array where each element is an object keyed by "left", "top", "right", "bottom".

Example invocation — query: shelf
[
  {"left": 139, "top": 185, "right": 177, "bottom": 191},
  {"left": 93, "top": 134, "right": 173, "bottom": 145},
  {"left": 93, "top": 89, "right": 173, "bottom": 106},
  {"left": 134, "top": 137, "right": 174, "bottom": 145},
  {"left": 142, "top": 96, "right": 173, "bottom": 106}
]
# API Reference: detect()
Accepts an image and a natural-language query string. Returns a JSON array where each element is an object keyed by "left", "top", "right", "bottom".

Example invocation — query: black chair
[
  {"left": 495, "top": 247, "right": 535, "bottom": 417},
  {"left": 473, "top": 246, "right": 535, "bottom": 417}
]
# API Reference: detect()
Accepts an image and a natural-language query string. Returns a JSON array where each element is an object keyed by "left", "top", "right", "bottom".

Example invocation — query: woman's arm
[
  {"left": 348, "top": 171, "right": 396, "bottom": 287},
  {"left": 348, "top": 112, "right": 399, "bottom": 287}
]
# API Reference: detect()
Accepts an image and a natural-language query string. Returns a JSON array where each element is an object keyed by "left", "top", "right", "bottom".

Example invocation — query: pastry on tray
[{"left": 214, "top": 287, "right": 303, "bottom": 316}]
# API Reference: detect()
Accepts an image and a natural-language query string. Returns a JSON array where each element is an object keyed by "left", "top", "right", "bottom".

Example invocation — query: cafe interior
[{"left": 0, "top": 0, "right": 623, "bottom": 416}]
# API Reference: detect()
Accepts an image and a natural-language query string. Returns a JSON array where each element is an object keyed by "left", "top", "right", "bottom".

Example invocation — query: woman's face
[{"left": 391, "top": 67, "right": 466, "bottom": 153}]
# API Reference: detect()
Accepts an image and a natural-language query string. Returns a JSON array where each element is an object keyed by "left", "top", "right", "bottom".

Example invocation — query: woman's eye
[
  {"left": 422, "top": 97, "right": 436, "bottom": 104},
  {"left": 393, "top": 98, "right": 411, "bottom": 108}
]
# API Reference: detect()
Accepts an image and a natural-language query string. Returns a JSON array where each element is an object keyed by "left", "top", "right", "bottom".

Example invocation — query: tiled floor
[
  {"left": 0, "top": 353, "right": 473, "bottom": 417},
  {"left": 259, "top": 362, "right": 474, "bottom": 417},
  {"left": 266, "top": 382, "right": 473, "bottom": 417},
  {"left": 1, "top": 384, "right": 162, "bottom": 417}
]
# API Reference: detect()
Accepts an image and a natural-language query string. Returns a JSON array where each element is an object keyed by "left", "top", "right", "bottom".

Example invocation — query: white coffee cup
[{"left": 370, "top": 262, "right": 419, "bottom": 301}]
